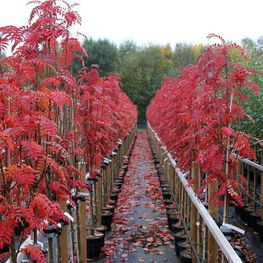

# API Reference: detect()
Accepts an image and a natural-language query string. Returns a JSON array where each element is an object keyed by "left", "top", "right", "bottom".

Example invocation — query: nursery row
[
  {"left": 148, "top": 125, "right": 261, "bottom": 262},
  {"left": 147, "top": 34, "right": 262, "bottom": 226},
  {"left": 0, "top": 0, "right": 137, "bottom": 262}
]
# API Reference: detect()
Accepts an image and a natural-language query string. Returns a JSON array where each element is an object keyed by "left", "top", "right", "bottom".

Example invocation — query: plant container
[
  {"left": 174, "top": 230, "right": 187, "bottom": 255},
  {"left": 248, "top": 210, "right": 261, "bottom": 227},
  {"left": 179, "top": 248, "right": 192, "bottom": 263},
  {"left": 178, "top": 240, "right": 191, "bottom": 254},
  {"left": 101, "top": 210, "right": 114, "bottom": 231},
  {"left": 87, "top": 232, "right": 104, "bottom": 260},
  {"left": 109, "top": 192, "right": 118, "bottom": 202},
  {"left": 102, "top": 205, "right": 115, "bottom": 214}
]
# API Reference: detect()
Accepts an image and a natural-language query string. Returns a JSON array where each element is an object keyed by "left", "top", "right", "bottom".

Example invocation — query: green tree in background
[
  {"left": 73, "top": 38, "right": 118, "bottom": 76},
  {"left": 73, "top": 39, "right": 205, "bottom": 124},
  {"left": 236, "top": 38, "right": 263, "bottom": 139},
  {"left": 173, "top": 43, "right": 204, "bottom": 74}
]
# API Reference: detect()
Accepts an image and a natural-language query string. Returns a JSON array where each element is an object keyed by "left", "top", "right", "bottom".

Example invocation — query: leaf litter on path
[{"left": 102, "top": 131, "right": 175, "bottom": 262}]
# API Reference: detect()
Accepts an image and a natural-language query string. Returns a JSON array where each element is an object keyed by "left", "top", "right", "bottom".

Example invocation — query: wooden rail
[{"left": 148, "top": 123, "right": 243, "bottom": 263}]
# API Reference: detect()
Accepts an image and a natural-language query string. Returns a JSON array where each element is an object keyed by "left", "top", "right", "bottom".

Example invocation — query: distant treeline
[{"left": 73, "top": 38, "right": 263, "bottom": 137}]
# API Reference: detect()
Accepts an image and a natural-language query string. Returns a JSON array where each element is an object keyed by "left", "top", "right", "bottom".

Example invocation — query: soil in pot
[
  {"left": 174, "top": 230, "right": 187, "bottom": 255},
  {"left": 166, "top": 202, "right": 177, "bottom": 209},
  {"left": 107, "top": 199, "right": 117, "bottom": 207},
  {"left": 101, "top": 211, "right": 114, "bottom": 231},
  {"left": 111, "top": 188, "right": 121, "bottom": 195},
  {"left": 87, "top": 232, "right": 104, "bottom": 259},
  {"left": 171, "top": 222, "right": 184, "bottom": 233},
  {"left": 179, "top": 248, "right": 192, "bottom": 263},
  {"left": 102, "top": 205, "right": 115, "bottom": 214},
  {"left": 113, "top": 182, "right": 123, "bottom": 189},
  {"left": 115, "top": 178, "right": 124, "bottom": 183},
  {"left": 96, "top": 225, "right": 107, "bottom": 235},
  {"left": 109, "top": 193, "right": 118, "bottom": 202},
  {"left": 178, "top": 240, "right": 191, "bottom": 255},
  {"left": 164, "top": 199, "right": 174, "bottom": 206},
  {"left": 166, "top": 208, "right": 179, "bottom": 218}
]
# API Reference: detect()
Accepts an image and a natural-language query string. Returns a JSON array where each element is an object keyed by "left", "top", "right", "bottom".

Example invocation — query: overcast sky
[{"left": 0, "top": 0, "right": 263, "bottom": 47}]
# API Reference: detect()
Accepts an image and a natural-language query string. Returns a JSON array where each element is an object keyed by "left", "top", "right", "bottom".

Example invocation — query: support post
[
  {"left": 191, "top": 162, "right": 200, "bottom": 262},
  {"left": 208, "top": 180, "right": 218, "bottom": 263},
  {"left": 59, "top": 202, "right": 69, "bottom": 263},
  {"left": 78, "top": 163, "right": 87, "bottom": 263}
]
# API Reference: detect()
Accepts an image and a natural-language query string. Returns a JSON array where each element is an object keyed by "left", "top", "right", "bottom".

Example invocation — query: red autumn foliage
[
  {"left": 0, "top": 0, "right": 137, "bottom": 261},
  {"left": 147, "top": 34, "right": 260, "bottom": 206}
]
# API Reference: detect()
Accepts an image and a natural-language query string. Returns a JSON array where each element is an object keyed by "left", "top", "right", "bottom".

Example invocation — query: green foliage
[
  {"left": 74, "top": 39, "right": 206, "bottom": 122},
  {"left": 234, "top": 38, "right": 263, "bottom": 139},
  {"left": 73, "top": 38, "right": 118, "bottom": 76}
]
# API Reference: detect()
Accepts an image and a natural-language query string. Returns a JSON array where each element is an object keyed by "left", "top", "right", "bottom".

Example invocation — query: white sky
[{"left": 0, "top": 0, "right": 263, "bottom": 47}]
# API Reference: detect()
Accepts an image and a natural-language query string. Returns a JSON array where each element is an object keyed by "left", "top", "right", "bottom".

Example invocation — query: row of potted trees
[
  {"left": 0, "top": 0, "right": 137, "bottom": 262},
  {"left": 150, "top": 142, "right": 192, "bottom": 262},
  {"left": 86, "top": 135, "right": 136, "bottom": 260},
  {"left": 147, "top": 34, "right": 260, "bottom": 226}
]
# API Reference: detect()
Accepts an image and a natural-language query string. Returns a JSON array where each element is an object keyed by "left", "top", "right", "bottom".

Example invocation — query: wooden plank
[
  {"left": 59, "top": 202, "right": 69, "bottom": 263},
  {"left": 191, "top": 163, "right": 200, "bottom": 263},
  {"left": 208, "top": 181, "right": 218, "bottom": 263},
  {"left": 96, "top": 176, "right": 102, "bottom": 226},
  {"left": 78, "top": 163, "right": 87, "bottom": 263}
]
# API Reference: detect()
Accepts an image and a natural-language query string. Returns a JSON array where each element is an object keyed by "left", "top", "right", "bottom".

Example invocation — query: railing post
[
  {"left": 208, "top": 180, "right": 218, "bottom": 263},
  {"left": 59, "top": 202, "right": 69, "bottom": 263},
  {"left": 96, "top": 176, "right": 102, "bottom": 227},
  {"left": 78, "top": 162, "right": 87, "bottom": 263},
  {"left": 191, "top": 162, "right": 200, "bottom": 262}
]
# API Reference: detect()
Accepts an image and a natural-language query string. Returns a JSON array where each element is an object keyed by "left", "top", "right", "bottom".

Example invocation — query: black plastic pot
[
  {"left": 248, "top": 211, "right": 261, "bottom": 227},
  {"left": 115, "top": 178, "right": 124, "bottom": 184},
  {"left": 102, "top": 205, "right": 115, "bottom": 214},
  {"left": 109, "top": 193, "right": 118, "bottom": 202},
  {"left": 43, "top": 225, "right": 58, "bottom": 238},
  {"left": 179, "top": 248, "right": 192, "bottom": 263},
  {"left": 256, "top": 220, "right": 263, "bottom": 242},
  {"left": 96, "top": 225, "right": 107, "bottom": 235},
  {"left": 14, "top": 218, "right": 29, "bottom": 235},
  {"left": 114, "top": 182, "right": 123, "bottom": 189},
  {"left": 101, "top": 211, "right": 114, "bottom": 231},
  {"left": 0, "top": 245, "right": 9, "bottom": 254},
  {"left": 240, "top": 206, "right": 250, "bottom": 222},
  {"left": 235, "top": 205, "right": 242, "bottom": 215},
  {"left": 166, "top": 203, "right": 177, "bottom": 209},
  {"left": 111, "top": 188, "right": 121, "bottom": 195},
  {"left": 178, "top": 240, "right": 191, "bottom": 254},
  {"left": 87, "top": 232, "right": 104, "bottom": 259},
  {"left": 244, "top": 207, "right": 254, "bottom": 223},
  {"left": 164, "top": 199, "right": 174, "bottom": 206},
  {"left": 107, "top": 199, "right": 117, "bottom": 207},
  {"left": 171, "top": 223, "right": 184, "bottom": 233},
  {"left": 166, "top": 208, "right": 178, "bottom": 217},
  {"left": 168, "top": 214, "right": 179, "bottom": 230},
  {"left": 162, "top": 190, "right": 172, "bottom": 200},
  {"left": 174, "top": 230, "right": 187, "bottom": 255}
]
